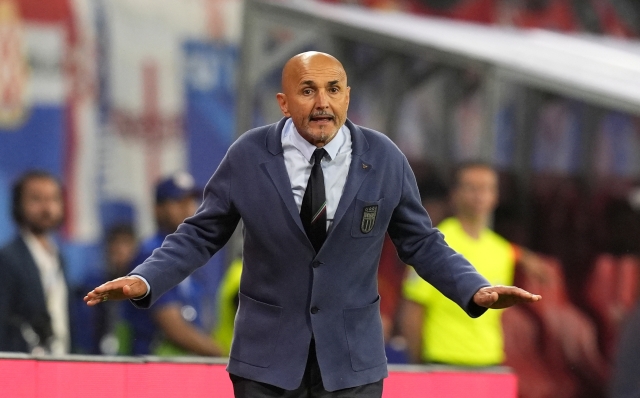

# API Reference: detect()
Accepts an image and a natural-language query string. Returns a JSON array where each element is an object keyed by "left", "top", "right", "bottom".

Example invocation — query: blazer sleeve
[
  {"left": 130, "top": 149, "right": 241, "bottom": 308},
  {"left": 386, "top": 155, "right": 490, "bottom": 318}
]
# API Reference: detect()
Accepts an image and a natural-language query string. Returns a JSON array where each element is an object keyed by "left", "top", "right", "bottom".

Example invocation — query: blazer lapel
[
  {"left": 14, "top": 237, "right": 49, "bottom": 309},
  {"left": 330, "top": 120, "right": 371, "bottom": 232},
  {"left": 15, "top": 237, "right": 43, "bottom": 284},
  {"left": 262, "top": 119, "right": 307, "bottom": 237}
]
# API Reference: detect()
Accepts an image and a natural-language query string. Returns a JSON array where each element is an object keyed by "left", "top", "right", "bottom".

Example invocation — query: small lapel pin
[{"left": 362, "top": 163, "right": 369, "bottom": 169}]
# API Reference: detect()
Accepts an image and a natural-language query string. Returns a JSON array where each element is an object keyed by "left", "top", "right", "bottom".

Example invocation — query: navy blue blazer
[
  {"left": 131, "top": 118, "right": 490, "bottom": 391},
  {"left": 0, "top": 236, "right": 55, "bottom": 352}
]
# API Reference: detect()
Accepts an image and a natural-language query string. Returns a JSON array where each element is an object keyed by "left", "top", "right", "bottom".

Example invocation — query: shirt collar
[
  {"left": 283, "top": 118, "right": 347, "bottom": 162},
  {"left": 21, "top": 229, "right": 58, "bottom": 256}
]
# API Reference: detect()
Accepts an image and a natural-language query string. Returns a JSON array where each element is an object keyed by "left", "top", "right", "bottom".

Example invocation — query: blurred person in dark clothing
[
  {"left": 377, "top": 170, "right": 450, "bottom": 344},
  {"left": 0, "top": 170, "right": 71, "bottom": 354},
  {"left": 122, "top": 172, "right": 222, "bottom": 356},
  {"left": 92, "top": 224, "right": 138, "bottom": 355},
  {"left": 105, "top": 224, "right": 138, "bottom": 280},
  {"left": 610, "top": 299, "right": 640, "bottom": 398},
  {"left": 608, "top": 190, "right": 640, "bottom": 398},
  {"left": 417, "top": 171, "right": 450, "bottom": 227},
  {"left": 377, "top": 170, "right": 451, "bottom": 364}
]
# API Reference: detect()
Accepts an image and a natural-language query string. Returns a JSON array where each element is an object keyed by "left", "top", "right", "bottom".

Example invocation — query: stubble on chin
[
  {"left": 313, "top": 126, "right": 339, "bottom": 146},
  {"left": 25, "top": 216, "right": 63, "bottom": 236}
]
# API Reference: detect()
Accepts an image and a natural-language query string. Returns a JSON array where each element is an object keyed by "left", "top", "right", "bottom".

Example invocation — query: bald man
[{"left": 85, "top": 52, "right": 540, "bottom": 398}]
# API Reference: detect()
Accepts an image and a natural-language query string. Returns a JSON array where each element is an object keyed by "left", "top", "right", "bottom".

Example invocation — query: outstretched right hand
[
  {"left": 83, "top": 276, "right": 148, "bottom": 306},
  {"left": 473, "top": 285, "right": 541, "bottom": 309}
]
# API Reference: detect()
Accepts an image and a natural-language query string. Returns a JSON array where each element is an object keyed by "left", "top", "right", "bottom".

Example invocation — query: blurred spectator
[
  {"left": 377, "top": 169, "right": 450, "bottom": 343},
  {"left": 406, "top": 0, "right": 496, "bottom": 24},
  {"left": 610, "top": 300, "right": 640, "bottom": 398},
  {"left": 507, "top": 0, "right": 578, "bottom": 31},
  {"left": 123, "top": 172, "right": 222, "bottom": 356},
  {"left": 327, "top": 0, "right": 640, "bottom": 38},
  {"left": 212, "top": 257, "right": 243, "bottom": 356},
  {"left": 104, "top": 224, "right": 138, "bottom": 280},
  {"left": 417, "top": 170, "right": 450, "bottom": 226},
  {"left": 0, "top": 170, "right": 72, "bottom": 354},
  {"left": 94, "top": 224, "right": 138, "bottom": 355},
  {"left": 377, "top": 169, "right": 451, "bottom": 364},
  {"left": 377, "top": 234, "right": 407, "bottom": 345},
  {"left": 400, "top": 161, "right": 545, "bottom": 365}
]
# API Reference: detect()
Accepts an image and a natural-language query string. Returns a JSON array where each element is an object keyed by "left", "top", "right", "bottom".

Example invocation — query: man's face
[
  {"left": 156, "top": 196, "right": 198, "bottom": 233},
  {"left": 277, "top": 53, "right": 350, "bottom": 147},
  {"left": 452, "top": 167, "right": 498, "bottom": 220},
  {"left": 20, "top": 177, "right": 64, "bottom": 235}
]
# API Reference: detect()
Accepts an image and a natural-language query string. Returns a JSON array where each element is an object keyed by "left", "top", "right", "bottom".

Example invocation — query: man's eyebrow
[
  {"left": 328, "top": 80, "right": 340, "bottom": 86},
  {"left": 300, "top": 80, "right": 316, "bottom": 86}
]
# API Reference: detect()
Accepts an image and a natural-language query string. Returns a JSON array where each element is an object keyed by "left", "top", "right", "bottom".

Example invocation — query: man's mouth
[{"left": 309, "top": 113, "right": 335, "bottom": 123}]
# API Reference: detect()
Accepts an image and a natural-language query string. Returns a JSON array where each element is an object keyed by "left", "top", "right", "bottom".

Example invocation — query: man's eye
[
  {"left": 303, "top": 89, "right": 313, "bottom": 95},
  {"left": 329, "top": 87, "right": 339, "bottom": 93}
]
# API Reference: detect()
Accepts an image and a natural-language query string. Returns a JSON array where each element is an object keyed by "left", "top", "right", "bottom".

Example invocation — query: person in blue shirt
[{"left": 124, "top": 172, "right": 222, "bottom": 356}]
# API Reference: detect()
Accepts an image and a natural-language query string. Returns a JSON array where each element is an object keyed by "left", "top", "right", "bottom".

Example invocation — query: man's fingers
[
  {"left": 84, "top": 289, "right": 110, "bottom": 305},
  {"left": 474, "top": 286, "right": 542, "bottom": 309},
  {"left": 509, "top": 287, "right": 541, "bottom": 302},
  {"left": 92, "top": 277, "right": 126, "bottom": 294},
  {"left": 83, "top": 276, "right": 148, "bottom": 306},
  {"left": 83, "top": 288, "right": 110, "bottom": 306},
  {"left": 496, "top": 286, "right": 541, "bottom": 299},
  {"left": 84, "top": 296, "right": 104, "bottom": 306}
]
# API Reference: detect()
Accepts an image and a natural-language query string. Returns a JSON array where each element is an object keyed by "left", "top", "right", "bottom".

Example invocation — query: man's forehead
[
  {"left": 25, "top": 177, "right": 59, "bottom": 189},
  {"left": 295, "top": 67, "right": 346, "bottom": 85},
  {"left": 458, "top": 170, "right": 498, "bottom": 186},
  {"left": 283, "top": 53, "right": 347, "bottom": 88}
]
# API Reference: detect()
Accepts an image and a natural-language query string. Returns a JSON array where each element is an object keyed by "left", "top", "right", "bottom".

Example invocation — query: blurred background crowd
[{"left": 1, "top": 1, "right": 640, "bottom": 397}]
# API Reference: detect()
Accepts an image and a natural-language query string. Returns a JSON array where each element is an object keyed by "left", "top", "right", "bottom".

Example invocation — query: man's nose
[{"left": 315, "top": 90, "right": 329, "bottom": 109}]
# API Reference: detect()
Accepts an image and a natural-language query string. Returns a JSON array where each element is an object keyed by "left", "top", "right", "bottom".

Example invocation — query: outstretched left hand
[{"left": 473, "top": 285, "right": 541, "bottom": 309}]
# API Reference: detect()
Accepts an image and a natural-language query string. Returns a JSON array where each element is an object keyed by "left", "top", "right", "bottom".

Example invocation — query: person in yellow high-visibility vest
[{"left": 401, "top": 161, "right": 544, "bottom": 366}]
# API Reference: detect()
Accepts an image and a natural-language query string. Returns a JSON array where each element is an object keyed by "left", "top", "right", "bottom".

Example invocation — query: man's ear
[
  {"left": 276, "top": 93, "right": 290, "bottom": 117},
  {"left": 345, "top": 86, "right": 351, "bottom": 111}
]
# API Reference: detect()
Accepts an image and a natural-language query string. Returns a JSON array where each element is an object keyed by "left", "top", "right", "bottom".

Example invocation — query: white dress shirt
[
  {"left": 281, "top": 118, "right": 352, "bottom": 230},
  {"left": 22, "top": 231, "right": 70, "bottom": 354}
]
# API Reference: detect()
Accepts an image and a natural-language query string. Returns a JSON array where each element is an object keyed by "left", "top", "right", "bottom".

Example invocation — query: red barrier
[{"left": 0, "top": 356, "right": 517, "bottom": 397}]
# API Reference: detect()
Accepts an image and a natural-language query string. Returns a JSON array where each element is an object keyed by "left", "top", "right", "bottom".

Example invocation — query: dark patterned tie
[{"left": 301, "top": 148, "right": 327, "bottom": 252}]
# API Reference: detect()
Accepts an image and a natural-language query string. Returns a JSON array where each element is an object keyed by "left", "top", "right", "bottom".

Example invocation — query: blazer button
[
  {"left": 312, "top": 261, "right": 321, "bottom": 268},
  {"left": 310, "top": 307, "right": 319, "bottom": 314}
]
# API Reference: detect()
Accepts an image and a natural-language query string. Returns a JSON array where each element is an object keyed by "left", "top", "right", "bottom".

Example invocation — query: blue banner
[
  {"left": 0, "top": 106, "right": 65, "bottom": 244},
  {"left": 183, "top": 40, "right": 237, "bottom": 188}
]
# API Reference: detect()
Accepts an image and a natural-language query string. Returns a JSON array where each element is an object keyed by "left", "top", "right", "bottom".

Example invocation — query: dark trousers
[{"left": 229, "top": 340, "right": 383, "bottom": 398}]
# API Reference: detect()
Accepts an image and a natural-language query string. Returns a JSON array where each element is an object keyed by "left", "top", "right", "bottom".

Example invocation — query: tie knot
[{"left": 312, "top": 148, "right": 326, "bottom": 165}]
